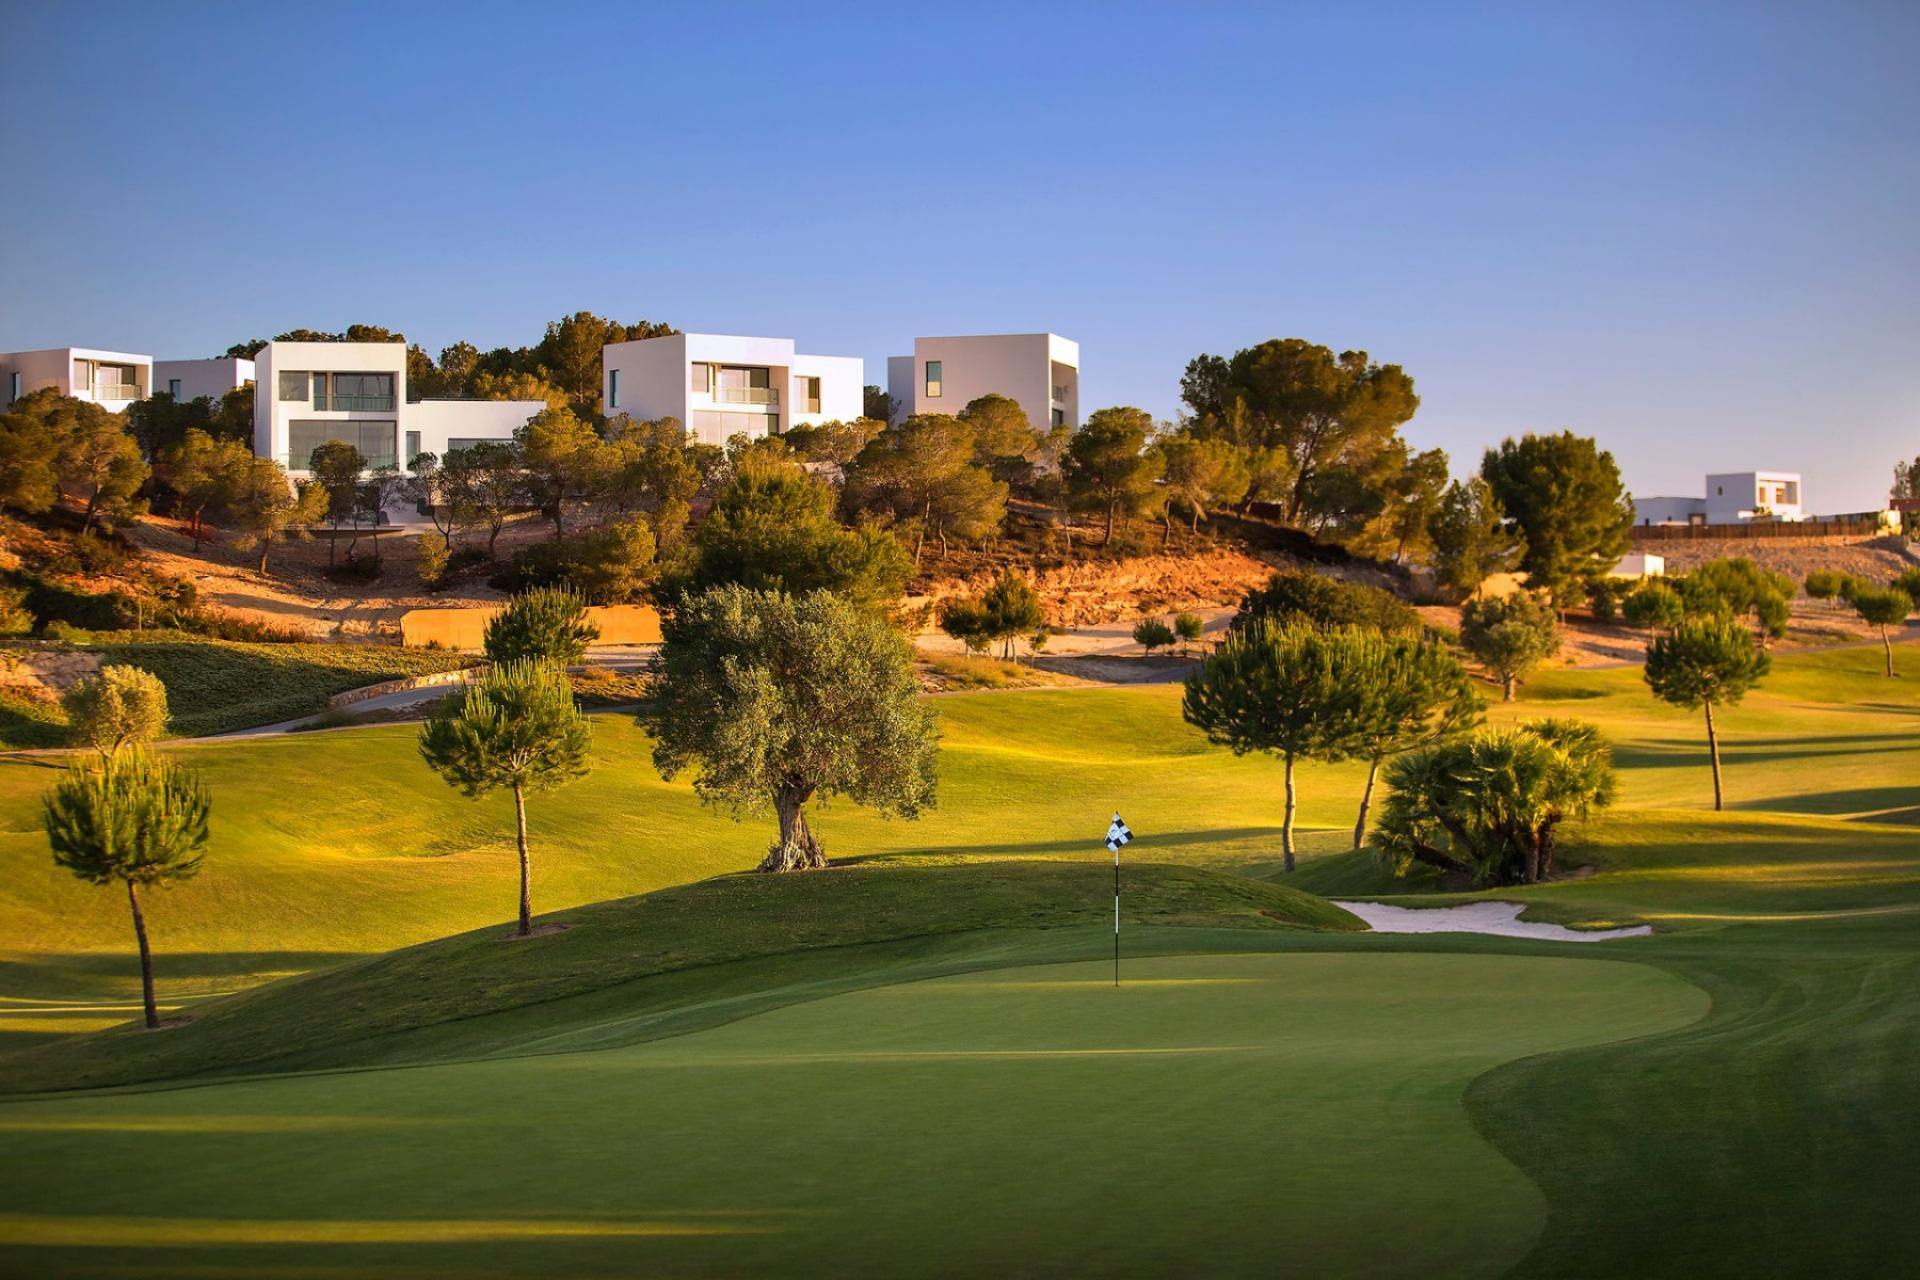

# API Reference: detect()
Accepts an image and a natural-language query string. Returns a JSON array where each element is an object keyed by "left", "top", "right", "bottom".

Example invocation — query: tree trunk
[
  {"left": 1883, "top": 624, "right": 1895, "bottom": 677},
  {"left": 1408, "top": 841, "right": 1470, "bottom": 874},
  {"left": 488, "top": 523, "right": 503, "bottom": 563},
  {"left": 512, "top": 782, "right": 532, "bottom": 935},
  {"left": 1704, "top": 700, "right": 1724, "bottom": 812},
  {"left": 1191, "top": 504, "right": 1203, "bottom": 534},
  {"left": 1163, "top": 508, "right": 1173, "bottom": 548},
  {"left": 1280, "top": 752, "right": 1297, "bottom": 873},
  {"left": 258, "top": 538, "right": 271, "bottom": 573},
  {"left": 1537, "top": 820, "right": 1559, "bottom": 880},
  {"left": 127, "top": 880, "right": 158, "bottom": 1029},
  {"left": 1352, "top": 756, "right": 1381, "bottom": 850},
  {"left": 764, "top": 787, "right": 827, "bottom": 872},
  {"left": 1502, "top": 671, "right": 1516, "bottom": 702},
  {"left": 1103, "top": 502, "right": 1116, "bottom": 546}
]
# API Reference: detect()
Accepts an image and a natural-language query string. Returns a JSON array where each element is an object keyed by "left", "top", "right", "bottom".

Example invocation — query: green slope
[{"left": 0, "top": 952, "right": 1705, "bottom": 1280}]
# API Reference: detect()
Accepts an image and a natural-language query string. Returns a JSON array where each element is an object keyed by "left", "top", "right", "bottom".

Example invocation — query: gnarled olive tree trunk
[{"left": 764, "top": 783, "right": 827, "bottom": 872}]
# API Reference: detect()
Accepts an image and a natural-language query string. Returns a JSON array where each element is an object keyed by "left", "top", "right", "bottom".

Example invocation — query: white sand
[{"left": 1333, "top": 899, "right": 1652, "bottom": 942}]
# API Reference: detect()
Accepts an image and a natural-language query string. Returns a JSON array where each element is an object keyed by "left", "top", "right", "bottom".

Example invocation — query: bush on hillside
[{"left": 1231, "top": 569, "right": 1420, "bottom": 636}]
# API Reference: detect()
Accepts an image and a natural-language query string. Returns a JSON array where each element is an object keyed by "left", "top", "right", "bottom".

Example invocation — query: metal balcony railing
[
  {"left": 715, "top": 386, "right": 778, "bottom": 406},
  {"left": 91, "top": 383, "right": 142, "bottom": 399}
]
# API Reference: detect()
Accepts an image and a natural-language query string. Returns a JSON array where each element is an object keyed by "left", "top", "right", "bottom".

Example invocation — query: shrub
[
  {"left": 1803, "top": 568, "right": 1845, "bottom": 605},
  {"left": 1174, "top": 610, "right": 1205, "bottom": 653},
  {"left": 417, "top": 537, "right": 450, "bottom": 589},
  {"left": 502, "top": 517, "right": 657, "bottom": 604},
  {"left": 1622, "top": 579, "right": 1685, "bottom": 634},
  {"left": 1133, "top": 617, "right": 1176, "bottom": 655},
  {"left": 1232, "top": 570, "right": 1420, "bottom": 636},
  {"left": 61, "top": 665, "right": 170, "bottom": 754},
  {"left": 1459, "top": 591, "right": 1561, "bottom": 701},
  {"left": 483, "top": 587, "right": 599, "bottom": 667}
]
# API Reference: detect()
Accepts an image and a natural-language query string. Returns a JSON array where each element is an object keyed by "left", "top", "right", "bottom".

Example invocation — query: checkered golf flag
[{"left": 1106, "top": 813, "right": 1133, "bottom": 853}]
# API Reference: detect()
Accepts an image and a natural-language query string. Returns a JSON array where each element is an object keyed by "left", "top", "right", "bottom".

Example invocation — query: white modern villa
[
  {"left": 0, "top": 347, "right": 153, "bottom": 411},
  {"left": 253, "top": 340, "right": 545, "bottom": 474},
  {"left": 154, "top": 356, "right": 255, "bottom": 404},
  {"left": 886, "top": 333, "right": 1079, "bottom": 431},
  {"left": 600, "top": 333, "right": 862, "bottom": 446},
  {"left": 1635, "top": 471, "right": 1805, "bottom": 526}
]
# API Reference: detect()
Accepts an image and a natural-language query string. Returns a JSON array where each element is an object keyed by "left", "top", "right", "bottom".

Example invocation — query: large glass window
[
  {"left": 715, "top": 366, "right": 774, "bottom": 404},
  {"left": 689, "top": 362, "right": 709, "bottom": 393},
  {"left": 802, "top": 376, "right": 821, "bottom": 414},
  {"left": 9, "top": 372, "right": 20, "bottom": 404},
  {"left": 404, "top": 431, "right": 422, "bottom": 468},
  {"left": 609, "top": 368, "right": 620, "bottom": 409},
  {"left": 287, "top": 420, "right": 397, "bottom": 471},
  {"left": 278, "top": 370, "right": 309, "bottom": 401},
  {"left": 925, "top": 360, "right": 942, "bottom": 398},
  {"left": 446, "top": 437, "right": 503, "bottom": 453},
  {"left": 168, "top": 379, "right": 183, "bottom": 399},
  {"left": 322, "top": 373, "right": 395, "bottom": 412}
]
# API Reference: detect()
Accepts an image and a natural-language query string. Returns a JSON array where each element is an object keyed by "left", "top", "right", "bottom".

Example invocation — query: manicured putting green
[{"left": 0, "top": 952, "right": 1704, "bottom": 1279}]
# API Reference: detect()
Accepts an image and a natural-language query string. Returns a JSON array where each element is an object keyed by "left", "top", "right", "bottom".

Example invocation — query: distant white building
[
  {"left": 253, "top": 340, "right": 543, "bottom": 475},
  {"left": 0, "top": 346, "right": 152, "bottom": 411},
  {"left": 600, "top": 333, "right": 862, "bottom": 447},
  {"left": 887, "top": 333, "right": 1079, "bottom": 431},
  {"left": 154, "top": 357, "right": 255, "bottom": 404},
  {"left": 1634, "top": 471, "right": 1804, "bottom": 526}
]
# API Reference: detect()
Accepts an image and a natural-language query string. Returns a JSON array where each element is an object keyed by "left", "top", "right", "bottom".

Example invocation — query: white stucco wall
[
  {"left": 406, "top": 399, "right": 545, "bottom": 463},
  {"left": 153, "top": 357, "right": 254, "bottom": 404},
  {"left": 1634, "top": 495, "right": 1707, "bottom": 526},
  {"left": 1706, "top": 471, "right": 1803, "bottom": 523},
  {"left": 254, "top": 341, "right": 407, "bottom": 472},
  {"left": 0, "top": 347, "right": 151, "bottom": 409},
  {"left": 886, "top": 333, "right": 1079, "bottom": 431},
  {"left": 604, "top": 333, "right": 864, "bottom": 446}
]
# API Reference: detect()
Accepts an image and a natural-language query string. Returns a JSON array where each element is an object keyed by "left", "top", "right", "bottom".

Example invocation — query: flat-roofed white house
[
  {"left": 1707, "top": 471, "right": 1803, "bottom": 523},
  {"left": 253, "top": 340, "right": 544, "bottom": 475},
  {"left": 601, "top": 333, "right": 863, "bottom": 446},
  {"left": 1634, "top": 471, "right": 1805, "bottom": 526},
  {"left": 0, "top": 347, "right": 153, "bottom": 411},
  {"left": 886, "top": 333, "right": 1079, "bottom": 431},
  {"left": 154, "top": 357, "right": 255, "bottom": 404}
]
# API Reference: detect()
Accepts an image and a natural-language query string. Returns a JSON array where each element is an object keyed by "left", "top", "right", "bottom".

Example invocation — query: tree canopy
[
  {"left": 645, "top": 586, "right": 939, "bottom": 871},
  {"left": 1481, "top": 432, "right": 1634, "bottom": 606},
  {"left": 1644, "top": 614, "right": 1770, "bottom": 810},
  {"left": 1064, "top": 407, "right": 1164, "bottom": 545},
  {"left": 1459, "top": 590, "right": 1561, "bottom": 700}
]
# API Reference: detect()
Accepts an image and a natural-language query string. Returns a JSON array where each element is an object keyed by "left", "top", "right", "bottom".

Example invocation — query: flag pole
[{"left": 1113, "top": 836, "right": 1120, "bottom": 988}]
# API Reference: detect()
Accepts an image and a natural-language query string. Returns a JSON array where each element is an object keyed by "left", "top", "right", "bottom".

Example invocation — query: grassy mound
[{"left": 0, "top": 861, "right": 1360, "bottom": 1092}]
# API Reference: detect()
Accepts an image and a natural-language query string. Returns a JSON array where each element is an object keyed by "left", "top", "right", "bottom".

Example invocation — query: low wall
[
  {"left": 1631, "top": 519, "right": 1891, "bottom": 544},
  {"left": 327, "top": 667, "right": 478, "bottom": 709},
  {"left": 398, "top": 603, "right": 663, "bottom": 651}
]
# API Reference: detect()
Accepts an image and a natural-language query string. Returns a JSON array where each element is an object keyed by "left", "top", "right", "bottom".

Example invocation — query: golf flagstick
[{"left": 1104, "top": 812, "right": 1133, "bottom": 987}]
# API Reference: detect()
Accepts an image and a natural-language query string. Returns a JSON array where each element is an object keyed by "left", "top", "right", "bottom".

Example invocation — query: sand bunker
[{"left": 1334, "top": 899, "right": 1652, "bottom": 942}]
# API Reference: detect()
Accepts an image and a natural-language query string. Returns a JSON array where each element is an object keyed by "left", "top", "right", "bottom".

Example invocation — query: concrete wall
[
  {"left": 407, "top": 398, "right": 546, "bottom": 462},
  {"left": 604, "top": 333, "right": 864, "bottom": 446},
  {"left": 0, "top": 347, "right": 151, "bottom": 409},
  {"left": 1706, "top": 471, "right": 1804, "bottom": 523},
  {"left": 1634, "top": 495, "right": 1707, "bottom": 526},
  {"left": 153, "top": 357, "right": 254, "bottom": 404},
  {"left": 400, "top": 603, "right": 663, "bottom": 650},
  {"left": 887, "top": 333, "right": 1079, "bottom": 431}
]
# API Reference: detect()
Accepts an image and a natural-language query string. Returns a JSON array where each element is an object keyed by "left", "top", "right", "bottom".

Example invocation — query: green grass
[
  {"left": 0, "top": 642, "right": 1917, "bottom": 1274},
  {"left": 61, "top": 631, "right": 473, "bottom": 739},
  {"left": 0, "top": 953, "right": 1703, "bottom": 1280},
  {"left": 0, "top": 862, "right": 1359, "bottom": 1092}
]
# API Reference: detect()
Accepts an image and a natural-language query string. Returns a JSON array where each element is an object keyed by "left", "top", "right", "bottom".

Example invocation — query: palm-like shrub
[{"left": 1374, "top": 719, "right": 1615, "bottom": 884}]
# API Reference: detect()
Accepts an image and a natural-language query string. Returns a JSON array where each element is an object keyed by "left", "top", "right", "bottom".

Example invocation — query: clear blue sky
[{"left": 2, "top": 1, "right": 1915, "bottom": 509}]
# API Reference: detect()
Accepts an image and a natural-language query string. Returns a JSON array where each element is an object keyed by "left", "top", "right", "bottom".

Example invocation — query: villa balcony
[{"left": 715, "top": 386, "right": 779, "bottom": 406}]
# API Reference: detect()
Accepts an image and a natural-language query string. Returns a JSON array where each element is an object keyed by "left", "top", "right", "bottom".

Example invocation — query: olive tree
[
  {"left": 1644, "top": 615, "right": 1770, "bottom": 810},
  {"left": 1374, "top": 719, "right": 1614, "bottom": 884},
  {"left": 1459, "top": 591, "right": 1561, "bottom": 700},
  {"left": 61, "top": 665, "right": 169, "bottom": 755},
  {"left": 1182, "top": 621, "right": 1364, "bottom": 872},
  {"left": 418, "top": 661, "right": 592, "bottom": 935},
  {"left": 43, "top": 751, "right": 210, "bottom": 1028},
  {"left": 645, "top": 586, "right": 939, "bottom": 872}
]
